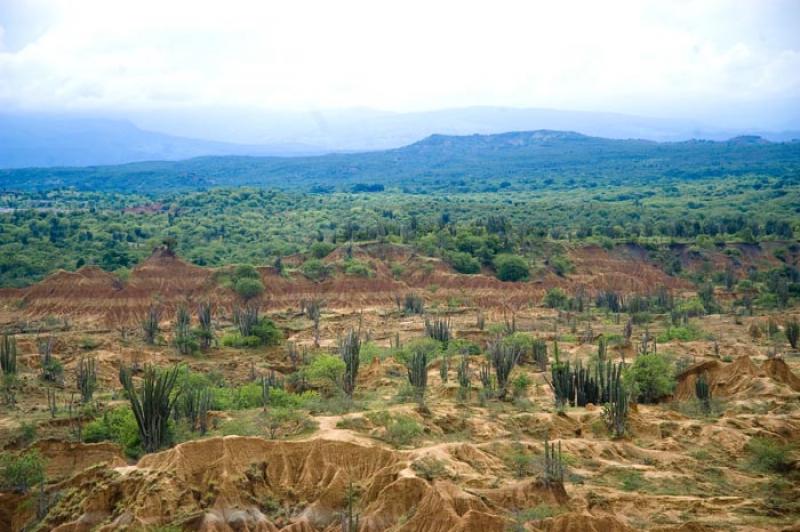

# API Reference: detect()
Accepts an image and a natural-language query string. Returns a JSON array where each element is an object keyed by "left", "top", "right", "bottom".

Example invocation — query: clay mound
[
  {"left": 32, "top": 437, "right": 565, "bottom": 532},
  {"left": 536, "top": 512, "right": 633, "bottom": 532},
  {"left": 33, "top": 439, "right": 127, "bottom": 481},
  {"left": 674, "top": 356, "right": 800, "bottom": 401}
]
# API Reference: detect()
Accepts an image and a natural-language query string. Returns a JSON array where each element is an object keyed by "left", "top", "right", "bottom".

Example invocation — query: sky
[{"left": 1, "top": 0, "right": 799, "bottom": 129}]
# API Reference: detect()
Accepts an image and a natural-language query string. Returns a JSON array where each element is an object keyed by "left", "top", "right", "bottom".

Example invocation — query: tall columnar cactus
[
  {"left": 542, "top": 437, "right": 565, "bottom": 486},
  {"left": 77, "top": 356, "right": 97, "bottom": 403},
  {"left": 597, "top": 336, "right": 607, "bottom": 362},
  {"left": 439, "top": 353, "right": 449, "bottom": 383},
  {"left": 695, "top": 371, "right": 712, "bottom": 414},
  {"left": 551, "top": 358, "right": 573, "bottom": 411},
  {"left": 197, "top": 301, "right": 214, "bottom": 350},
  {"left": 234, "top": 303, "right": 259, "bottom": 337},
  {"left": 339, "top": 329, "right": 361, "bottom": 398},
  {"left": 603, "top": 362, "right": 628, "bottom": 438},
  {"left": 0, "top": 334, "right": 16, "bottom": 375},
  {"left": 47, "top": 387, "right": 58, "bottom": 418},
  {"left": 574, "top": 359, "right": 600, "bottom": 407},
  {"left": 173, "top": 305, "right": 194, "bottom": 355},
  {"left": 532, "top": 338, "right": 548, "bottom": 372},
  {"left": 488, "top": 339, "right": 522, "bottom": 400},
  {"left": 120, "top": 364, "right": 181, "bottom": 453},
  {"left": 479, "top": 362, "right": 493, "bottom": 392},
  {"left": 786, "top": 319, "right": 800, "bottom": 350},
  {"left": 341, "top": 480, "right": 360, "bottom": 532},
  {"left": 38, "top": 337, "right": 62, "bottom": 383},
  {"left": 181, "top": 385, "right": 212, "bottom": 434},
  {"left": 457, "top": 355, "right": 471, "bottom": 400},
  {"left": 425, "top": 318, "right": 451, "bottom": 344},
  {"left": 304, "top": 298, "right": 323, "bottom": 347},
  {"left": 406, "top": 349, "right": 428, "bottom": 406},
  {"left": 142, "top": 304, "right": 161, "bottom": 344}
]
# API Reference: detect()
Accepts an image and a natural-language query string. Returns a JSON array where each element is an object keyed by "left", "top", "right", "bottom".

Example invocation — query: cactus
[
  {"left": 488, "top": 339, "right": 522, "bottom": 400},
  {"left": 38, "top": 337, "right": 62, "bottom": 383},
  {"left": 142, "top": 304, "right": 161, "bottom": 344},
  {"left": 77, "top": 356, "right": 97, "bottom": 403},
  {"left": 425, "top": 318, "right": 451, "bottom": 344},
  {"left": 1, "top": 334, "right": 17, "bottom": 375},
  {"left": 120, "top": 364, "right": 181, "bottom": 453},
  {"left": 234, "top": 303, "right": 259, "bottom": 337},
  {"left": 603, "top": 362, "right": 628, "bottom": 438},
  {"left": 478, "top": 362, "right": 493, "bottom": 392},
  {"left": 304, "top": 298, "right": 323, "bottom": 347},
  {"left": 532, "top": 338, "right": 548, "bottom": 372},
  {"left": 180, "top": 385, "right": 212, "bottom": 434},
  {"left": 47, "top": 387, "right": 58, "bottom": 418},
  {"left": 173, "top": 305, "right": 196, "bottom": 355},
  {"left": 623, "top": 318, "right": 633, "bottom": 344},
  {"left": 197, "top": 301, "right": 214, "bottom": 349},
  {"left": 406, "top": 349, "right": 428, "bottom": 406},
  {"left": 597, "top": 336, "right": 607, "bottom": 362},
  {"left": 786, "top": 319, "right": 799, "bottom": 350},
  {"left": 695, "top": 371, "right": 711, "bottom": 414},
  {"left": 403, "top": 293, "right": 425, "bottom": 315},
  {"left": 339, "top": 329, "right": 361, "bottom": 398},
  {"left": 542, "top": 437, "right": 564, "bottom": 486},
  {"left": 341, "top": 480, "right": 360, "bottom": 532},
  {"left": 476, "top": 310, "right": 485, "bottom": 331},
  {"left": 457, "top": 355, "right": 471, "bottom": 400},
  {"left": 440, "top": 353, "right": 449, "bottom": 383}
]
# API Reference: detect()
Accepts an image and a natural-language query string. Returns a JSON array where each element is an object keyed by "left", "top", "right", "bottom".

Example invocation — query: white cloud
[{"left": 0, "top": 0, "right": 798, "bottom": 123}]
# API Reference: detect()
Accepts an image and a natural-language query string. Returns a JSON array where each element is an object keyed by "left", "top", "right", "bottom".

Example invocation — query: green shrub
[
  {"left": 301, "top": 259, "right": 331, "bottom": 281},
  {"left": 550, "top": 255, "right": 573, "bottom": 277},
  {"left": 745, "top": 437, "right": 793, "bottom": 474},
  {"left": 543, "top": 288, "right": 568, "bottom": 309},
  {"left": 448, "top": 251, "right": 481, "bottom": 274},
  {"left": 657, "top": 325, "right": 703, "bottom": 343},
  {"left": 494, "top": 254, "right": 530, "bottom": 282},
  {"left": 221, "top": 318, "right": 280, "bottom": 348},
  {"left": 307, "top": 354, "right": 346, "bottom": 392},
  {"left": 344, "top": 259, "right": 372, "bottom": 277},
  {"left": 84, "top": 407, "right": 143, "bottom": 458},
  {"left": 234, "top": 277, "right": 264, "bottom": 301},
  {"left": 0, "top": 449, "right": 45, "bottom": 493},
  {"left": 624, "top": 354, "right": 675, "bottom": 403},
  {"left": 310, "top": 241, "right": 335, "bottom": 259},
  {"left": 369, "top": 412, "right": 423, "bottom": 447}
]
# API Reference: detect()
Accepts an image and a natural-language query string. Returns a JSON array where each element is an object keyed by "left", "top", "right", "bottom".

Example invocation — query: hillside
[
  {"left": 0, "top": 114, "right": 324, "bottom": 169},
  {"left": 2, "top": 130, "right": 799, "bottom": 193}
]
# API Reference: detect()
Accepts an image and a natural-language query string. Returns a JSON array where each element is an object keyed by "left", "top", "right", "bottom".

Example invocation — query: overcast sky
[{"left": 1, "top": 0, "right": 799, "bottom": 128}]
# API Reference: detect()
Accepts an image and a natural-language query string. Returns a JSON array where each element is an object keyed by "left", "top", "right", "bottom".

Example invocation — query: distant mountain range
[
  {"left": 2, "top": 129, "right": 798, "bottom": 194},
  {"left": 2, "top": 107, "right": 799, "bottom": 169}
]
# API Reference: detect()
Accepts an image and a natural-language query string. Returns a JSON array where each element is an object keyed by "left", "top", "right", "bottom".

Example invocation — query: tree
[
  {"left": 234, "top": 277, "right": 265, "bottom": 301},
  {"left": 494, "top": 254, "right": 529, "bottom": 282},
  {"left": 624, "top": 354, "right": 674, "bottom": 403},
  {"left": 448, "top": 251, "right": 480, "bottom": 274}
]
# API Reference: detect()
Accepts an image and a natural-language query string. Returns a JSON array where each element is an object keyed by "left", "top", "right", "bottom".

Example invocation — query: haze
[{"left": 1, "top": 0, "right": 799, "bottom": 129}]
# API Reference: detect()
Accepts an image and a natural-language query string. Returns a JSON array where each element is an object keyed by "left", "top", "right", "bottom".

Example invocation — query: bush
[
  {"left": 657, "top": 325, "right": 703, "bottom": 343},
  {"left": 301, "top": 259, "right": 331, "bottom": 281},
  {"left": 310, "top": 241, "right": 335, "bottom": 259},
  {"left": 368, "top": 411, "right": 423, "bottom": 447},
  {"left": 307, "top": 354, "right": 346, "bottom": 393},
  {"left": 448, "top": 251, "right": 481, "bottom": 274},
  {"left": 550, "top": 255, "right": 573, "bottom": 277},
  {"left": 494, "top": 254, "right": 530, "bottom": 282},
  {"left": 84, "top": 406, "right": 143, "bottom": 458},
  {"left": 221, "top": 332, "right": 262, "bottom": 348},
  {"left": 624, "top": 354, "right": 675, "bottom": 403},
  {"left": 543, "top": 288, "right": 568, "bottom": 309},
  {"left": 0, "top": 449, "right": 45, "bottom": 493},
  {"left": 745, "top": 437, "right": 793, "bottom": 474},
  {"left": 234, "top": 277, "right": 264, "bottom": 301},
  {"left": 221, "top": 318, "right": 281, "bottom": 348},
  {"left": 344, "top": 259, "right": 372, "bottom": 277}
]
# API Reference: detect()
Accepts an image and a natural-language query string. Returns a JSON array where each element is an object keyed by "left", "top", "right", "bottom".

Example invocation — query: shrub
[
  {"left": 0, "top": 449, "right": 45, "bottom": 493},
  {"left": 657, "top": 325, "right": 703, "bottom": 343},
  {"left": 310, "top": 241, "right": 335, "bottom": 259},
  {"left": 301, "top": 259, "right": 331, "bottom": 281},
  {"left": 307, "top": 354, "right": 346, "bottom": 393},
  {"left": 448, "top": 251, "right": 481, "bottom": 274},
  {"left": 221, "top": 333, "right": 262, "bottom": 348},
  {"left": 234, "top": 277, "right": 265, "bottom": 301},
  {"left": 494, "top": 254, "right": 530, "bottom": 282},
  {"left": 344, "top": 259, "right": 372, "bottom": 277},
  {"left": 369, "top": 412, "right": 423, "bottom": 447},
  {"left": 543, "top": 288, "right": 568, "bottom": 309},
  {"left": 84, "top": 407, "right": 143, "bottom": 458},
  {"left": 745, "top": 437, "right": 793, "bottom": 474},
  {"left": 624, "top": 354, "right": 675, "bottom": 403},
  {"left": 550, "top": 255, "right": 573, "bottom": 277}
]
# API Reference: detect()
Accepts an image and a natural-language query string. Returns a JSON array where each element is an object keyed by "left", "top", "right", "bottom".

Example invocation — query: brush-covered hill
[{"left": 2, "top": 130, "right": 798, "bottom": 193}]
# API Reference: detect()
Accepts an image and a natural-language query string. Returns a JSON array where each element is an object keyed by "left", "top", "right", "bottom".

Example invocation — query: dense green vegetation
[{"left": 0, "top": 131, "right": 798, "bottom": 290}]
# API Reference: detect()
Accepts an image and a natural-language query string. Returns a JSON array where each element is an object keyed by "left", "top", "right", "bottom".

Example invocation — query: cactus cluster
[
  {"left": 234, "top": 303, "right": 259, "bottom": 337},
  {"left": 142, "top": 304, "right": 161, "bottom": 344},
  {"left": 406, "top": 349, "right": 428, "bottom": 406},
  {"left": 173, "top": 305, "right": 195, "bottom": 355},
  {"left": 339, "top": 329, "right": 361, "bottom": 398},
  {"left": 532, "top": 338, "right": 548, "bottom": 372},
  {"left": 695, "top": 371, "right": 712, "bottom": 414},
  {"left": 542, "top": 437, "right": 565, "bottom": 486},
  {"left": 197, "top": 301, "right": 214, "bottom": 349},
  {"left": 0, "top": 334, "right": 16, "bottom": 375},
  {"left": 77, "top": 356, "right": 97, "bottom": 403},
  {"left": 457, "top": 355, "right": 471, "bottom": 400},
  {"left": 180, "top": 385, "right": 212, "bottom": 434},
  {"left": 488, "top": 339, "right": 522, "bottom": 400},
  {"left": 603, "top": 363, "right": 628, "bottom": 438},
  {"left": 425, "top": 318, "right": 451, "bottom": 344},
  {"left": 120, "top": 364, "right": 181, "bottom": 453}
]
